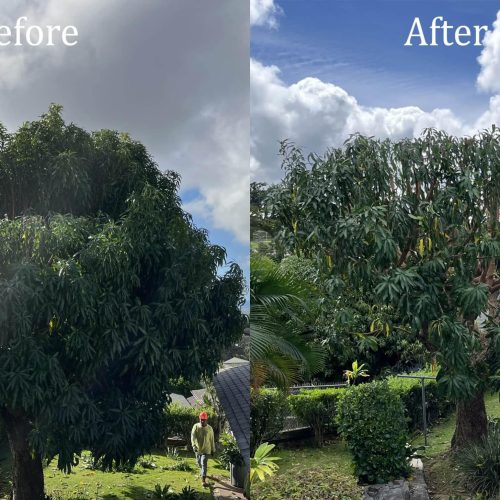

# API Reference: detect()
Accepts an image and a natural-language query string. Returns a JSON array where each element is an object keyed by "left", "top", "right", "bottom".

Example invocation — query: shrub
[
  {"left": 459, "top": 428, "right": 500, "bottom": 497},
  {"left": 162, "top": 402, "right": 216, "bottom": 450},
  {"left": 288, "top": 388, "right": 343, "bottom": 447},
  {"left": 218, "top": 432, "right": 244, "bottom": 469},
  {"left": 251, "top": 389, "right": 289, "bottom": 453},
  {"left": 386, "top": 371, "right": 454, "bottom": 432},
  {"left": 337, "top": 381, "right": 410, "bottom": 483}
]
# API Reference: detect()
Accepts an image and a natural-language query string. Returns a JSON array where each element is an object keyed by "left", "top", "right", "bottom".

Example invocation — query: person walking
[{"left": 191, "top": 411, "right": 216, "bottom": 487}]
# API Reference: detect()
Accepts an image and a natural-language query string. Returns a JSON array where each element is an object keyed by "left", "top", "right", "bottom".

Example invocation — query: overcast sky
[
  {"left": 251, "top": 0, "right": 500, "bottom": 182},
  {"left": 0, "top": 0, "right": 249, "bottom": 287}
]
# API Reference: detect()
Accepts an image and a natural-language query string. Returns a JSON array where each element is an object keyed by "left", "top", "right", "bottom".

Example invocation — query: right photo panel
[{"left": 250, "top": 1, "right": 500, "bottom": 499}]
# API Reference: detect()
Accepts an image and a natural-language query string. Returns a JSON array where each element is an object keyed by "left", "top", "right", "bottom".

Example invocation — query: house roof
[
  {"left": 222, "top": 357, "right": 249, "bottom": 369},
  {"left": 213, "top": 363, "right": 250, "bottom": 465},
  {"left": 190, "top": 388, "right": 206, "bottom": 404},
  {"left": 169, "top": 393, "right": 191, "bottom": 408}
]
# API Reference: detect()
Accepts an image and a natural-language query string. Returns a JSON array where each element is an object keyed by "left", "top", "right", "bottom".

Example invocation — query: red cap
[{"left": 199, "top": 411, "right": 208, "bottom": 420}]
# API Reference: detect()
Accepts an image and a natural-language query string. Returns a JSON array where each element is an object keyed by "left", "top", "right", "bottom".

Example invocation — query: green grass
[
  {"left": 0, "top": 447, "right": 229, "bottom": 500},
  {"left": 411, "top": 392, "right": 500, "bottom": 499},
  {"left": 411, "top": 391, "right": 500, "bottom": 456},
  {"left": 253, "top": 393, "right": 499, "bottom": 499},
  {"left": 252, "top": 439, "right": 363, "bottom": 500}
]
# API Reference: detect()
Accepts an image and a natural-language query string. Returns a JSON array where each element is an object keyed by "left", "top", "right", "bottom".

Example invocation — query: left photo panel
[{"left": 0, "top": 2, "right": 249, "bottom": 499}]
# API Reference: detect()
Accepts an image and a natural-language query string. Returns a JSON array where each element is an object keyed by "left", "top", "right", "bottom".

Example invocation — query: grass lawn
[
  {"left": 0, "top": 447, "right": 229, "bottom": 499},
  {"left": 252, "top": 439, "right": 363, "bottom": 500},
  {"left": 411, "top": 392, "right": 500, "bottom": 499}
]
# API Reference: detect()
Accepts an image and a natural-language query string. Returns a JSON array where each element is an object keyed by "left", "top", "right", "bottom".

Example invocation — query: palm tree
[{"left": 250, "top": 255, "right": 326, "bottom": 389}]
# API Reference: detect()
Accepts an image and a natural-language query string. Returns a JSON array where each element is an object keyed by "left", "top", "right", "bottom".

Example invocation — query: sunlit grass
[
  {"left": 0, "top": 448, "right": 228, "bottom": 499},
  {"left": 252, "top": 439, "right": 362, "bottom": 499}
]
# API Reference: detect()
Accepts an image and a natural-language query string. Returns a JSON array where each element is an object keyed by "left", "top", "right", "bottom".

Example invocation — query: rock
[{"left": 362, "top": 461, "right": 430, "bottom": 500}]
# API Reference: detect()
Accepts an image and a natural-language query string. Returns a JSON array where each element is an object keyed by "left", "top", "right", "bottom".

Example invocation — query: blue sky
[
  {"left": 251, "top": 0, "right": 500, "bottom": 183},
  {"left": 252, "top": 0, "right": 497, "bottom": 116}
]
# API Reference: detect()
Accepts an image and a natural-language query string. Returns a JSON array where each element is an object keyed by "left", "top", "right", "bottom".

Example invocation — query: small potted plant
[{"left": 218, "top": 433, "right": 246, "bottom": 488}]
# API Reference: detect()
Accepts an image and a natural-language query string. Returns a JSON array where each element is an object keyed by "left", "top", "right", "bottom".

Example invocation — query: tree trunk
[
  {"left": 0, "top": 409, "right": 45, "bottom": 500},
  {"left": 451, "top": 390, "right": 488, "bottom": 450}
]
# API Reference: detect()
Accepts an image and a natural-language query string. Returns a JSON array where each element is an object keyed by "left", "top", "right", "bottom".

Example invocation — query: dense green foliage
[
  {"left": 458, "top": 427, "right": 500, "bottom": 497},
  {"left": 267, "top": 131, "right": 500, "bottom": 445},
  {"left": 288, "top": 389, "right": 343, "bottom": 447},
  {"left": 250, "top": 374, "right": 454, "bottom": 449},
  {"left": 337, "top": 381, "right": 410, "bottom": 483},
  {"left": 250, "top": 389, "right": 289, "bottom": 453},
  {"left": 250, "top": 255, "right": 325, "bottom": 388},
  {"left": 0, "top": 106, "right": 244, "bottom": 497}
]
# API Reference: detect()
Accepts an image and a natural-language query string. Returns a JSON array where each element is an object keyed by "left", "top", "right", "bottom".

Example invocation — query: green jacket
[{"left": 191, "top": 423, "right": 216, "bottom": 455}]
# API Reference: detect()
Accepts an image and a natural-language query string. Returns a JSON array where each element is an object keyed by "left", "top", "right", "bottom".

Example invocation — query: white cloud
[
  {"left": 0, "top": 0, "right": 248, "bottom": 247},
  {"left": 251, "top": 59, "right": 468, "bottom": 182},
  {"left": 477, "top": 11, "right": 500, "bottom": 92},
  {"left": 250, "top": 0, "right": 281, "bottom": 28},
  {"left": 168, "top": 107, "right": 249, "bottom": 243}
]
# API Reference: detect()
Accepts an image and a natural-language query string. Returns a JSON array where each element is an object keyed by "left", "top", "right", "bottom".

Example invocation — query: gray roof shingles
[{"left": 213, "top": 363, "right": 250, "bottom": 465}]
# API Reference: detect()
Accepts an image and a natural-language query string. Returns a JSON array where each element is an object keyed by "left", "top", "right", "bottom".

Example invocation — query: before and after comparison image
[{"left": 0, "top": 1, "right": 499, "bottom": 499}]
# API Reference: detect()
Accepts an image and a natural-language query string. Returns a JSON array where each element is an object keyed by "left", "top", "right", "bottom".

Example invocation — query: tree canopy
[
  {"left": 267, "top": 130, "right": 499, "bottom": 447},
  {"left": 0, "top": 105, "right": 245, "bottom": 498}
]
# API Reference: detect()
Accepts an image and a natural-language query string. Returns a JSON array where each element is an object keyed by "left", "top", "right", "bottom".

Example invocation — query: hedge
[
  {"left": 337, "top": 381, "right": 411, "bottom": 484},
  {"left": 162, "top": 402, "right": 217, "bottom": 450},
  {"left": 288, "top": 388, "right": 343, "bottom": 446},
  {"left": 386, "top": 371, "right": 454, "bottom": 431},
  {"left": 253, "top": 372, "right": 453, "bottom": 448},
  {"left": 251, "top": 389, "right": 289, "bottom": 454}
]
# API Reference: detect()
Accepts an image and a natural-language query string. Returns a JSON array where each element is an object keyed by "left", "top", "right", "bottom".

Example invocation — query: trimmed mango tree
[{"left": 267, "top": 130, "right": 499, "bottom": 449}]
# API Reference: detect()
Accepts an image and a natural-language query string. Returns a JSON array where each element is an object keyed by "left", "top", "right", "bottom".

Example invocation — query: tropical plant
[
  {"left": 268, "top": 130, "right": 500, "bottom": 448},
  {"left": 0, "top": 105, "right": 245, "bottom": 499},
  {"left": 343, "top": 360, "right": 370, "bottom": 385},
  {"left": 154, "top": 484, "right": 175, "bottom": 499},
  {"left": 250, "top": 255, "right": 326, "bottom": 389},
  {"left": 217, "top": 433, "right": 244, "bottom": 469},
  {"left": 250, "top": 442, "right": 281, "bottom": 484},
  {"left": 458, "top": 427, "right": 500, "bottom": 497}
]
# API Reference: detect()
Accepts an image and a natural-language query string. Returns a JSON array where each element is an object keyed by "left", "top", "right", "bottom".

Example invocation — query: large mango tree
[{"left": 0, "top": 105, "right": 244, "bottom": 499}]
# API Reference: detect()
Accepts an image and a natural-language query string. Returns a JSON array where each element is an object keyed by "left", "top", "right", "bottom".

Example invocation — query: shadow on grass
[{"left": 100, "top": 485, "right": 212, "bottom": 500}]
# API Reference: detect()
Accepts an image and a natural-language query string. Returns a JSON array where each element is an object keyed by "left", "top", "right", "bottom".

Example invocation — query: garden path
[{"left": 211, "top": 477, "right": 245, "bottom": 499}]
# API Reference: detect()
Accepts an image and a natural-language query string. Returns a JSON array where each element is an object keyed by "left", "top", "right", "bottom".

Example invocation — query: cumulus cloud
[
  {"left": 0, "top": 0, "right": 248, "bottom": 245},
  {"left": 477, "top": 11, "right": 500, "bottom": 92},
  {"left": 251, "top": 59, "right": 468, "bottom": 182},
  {"left": 169, "top": 107, "right": 249, "bottom": 243},
  {"left": 250, "top": 0, "right": 281, "bottom": 28}
]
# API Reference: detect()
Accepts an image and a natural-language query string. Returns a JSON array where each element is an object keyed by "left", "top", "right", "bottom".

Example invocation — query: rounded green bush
[{"left": 337, "top": 381, "right": 410, "bottom": 483}]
